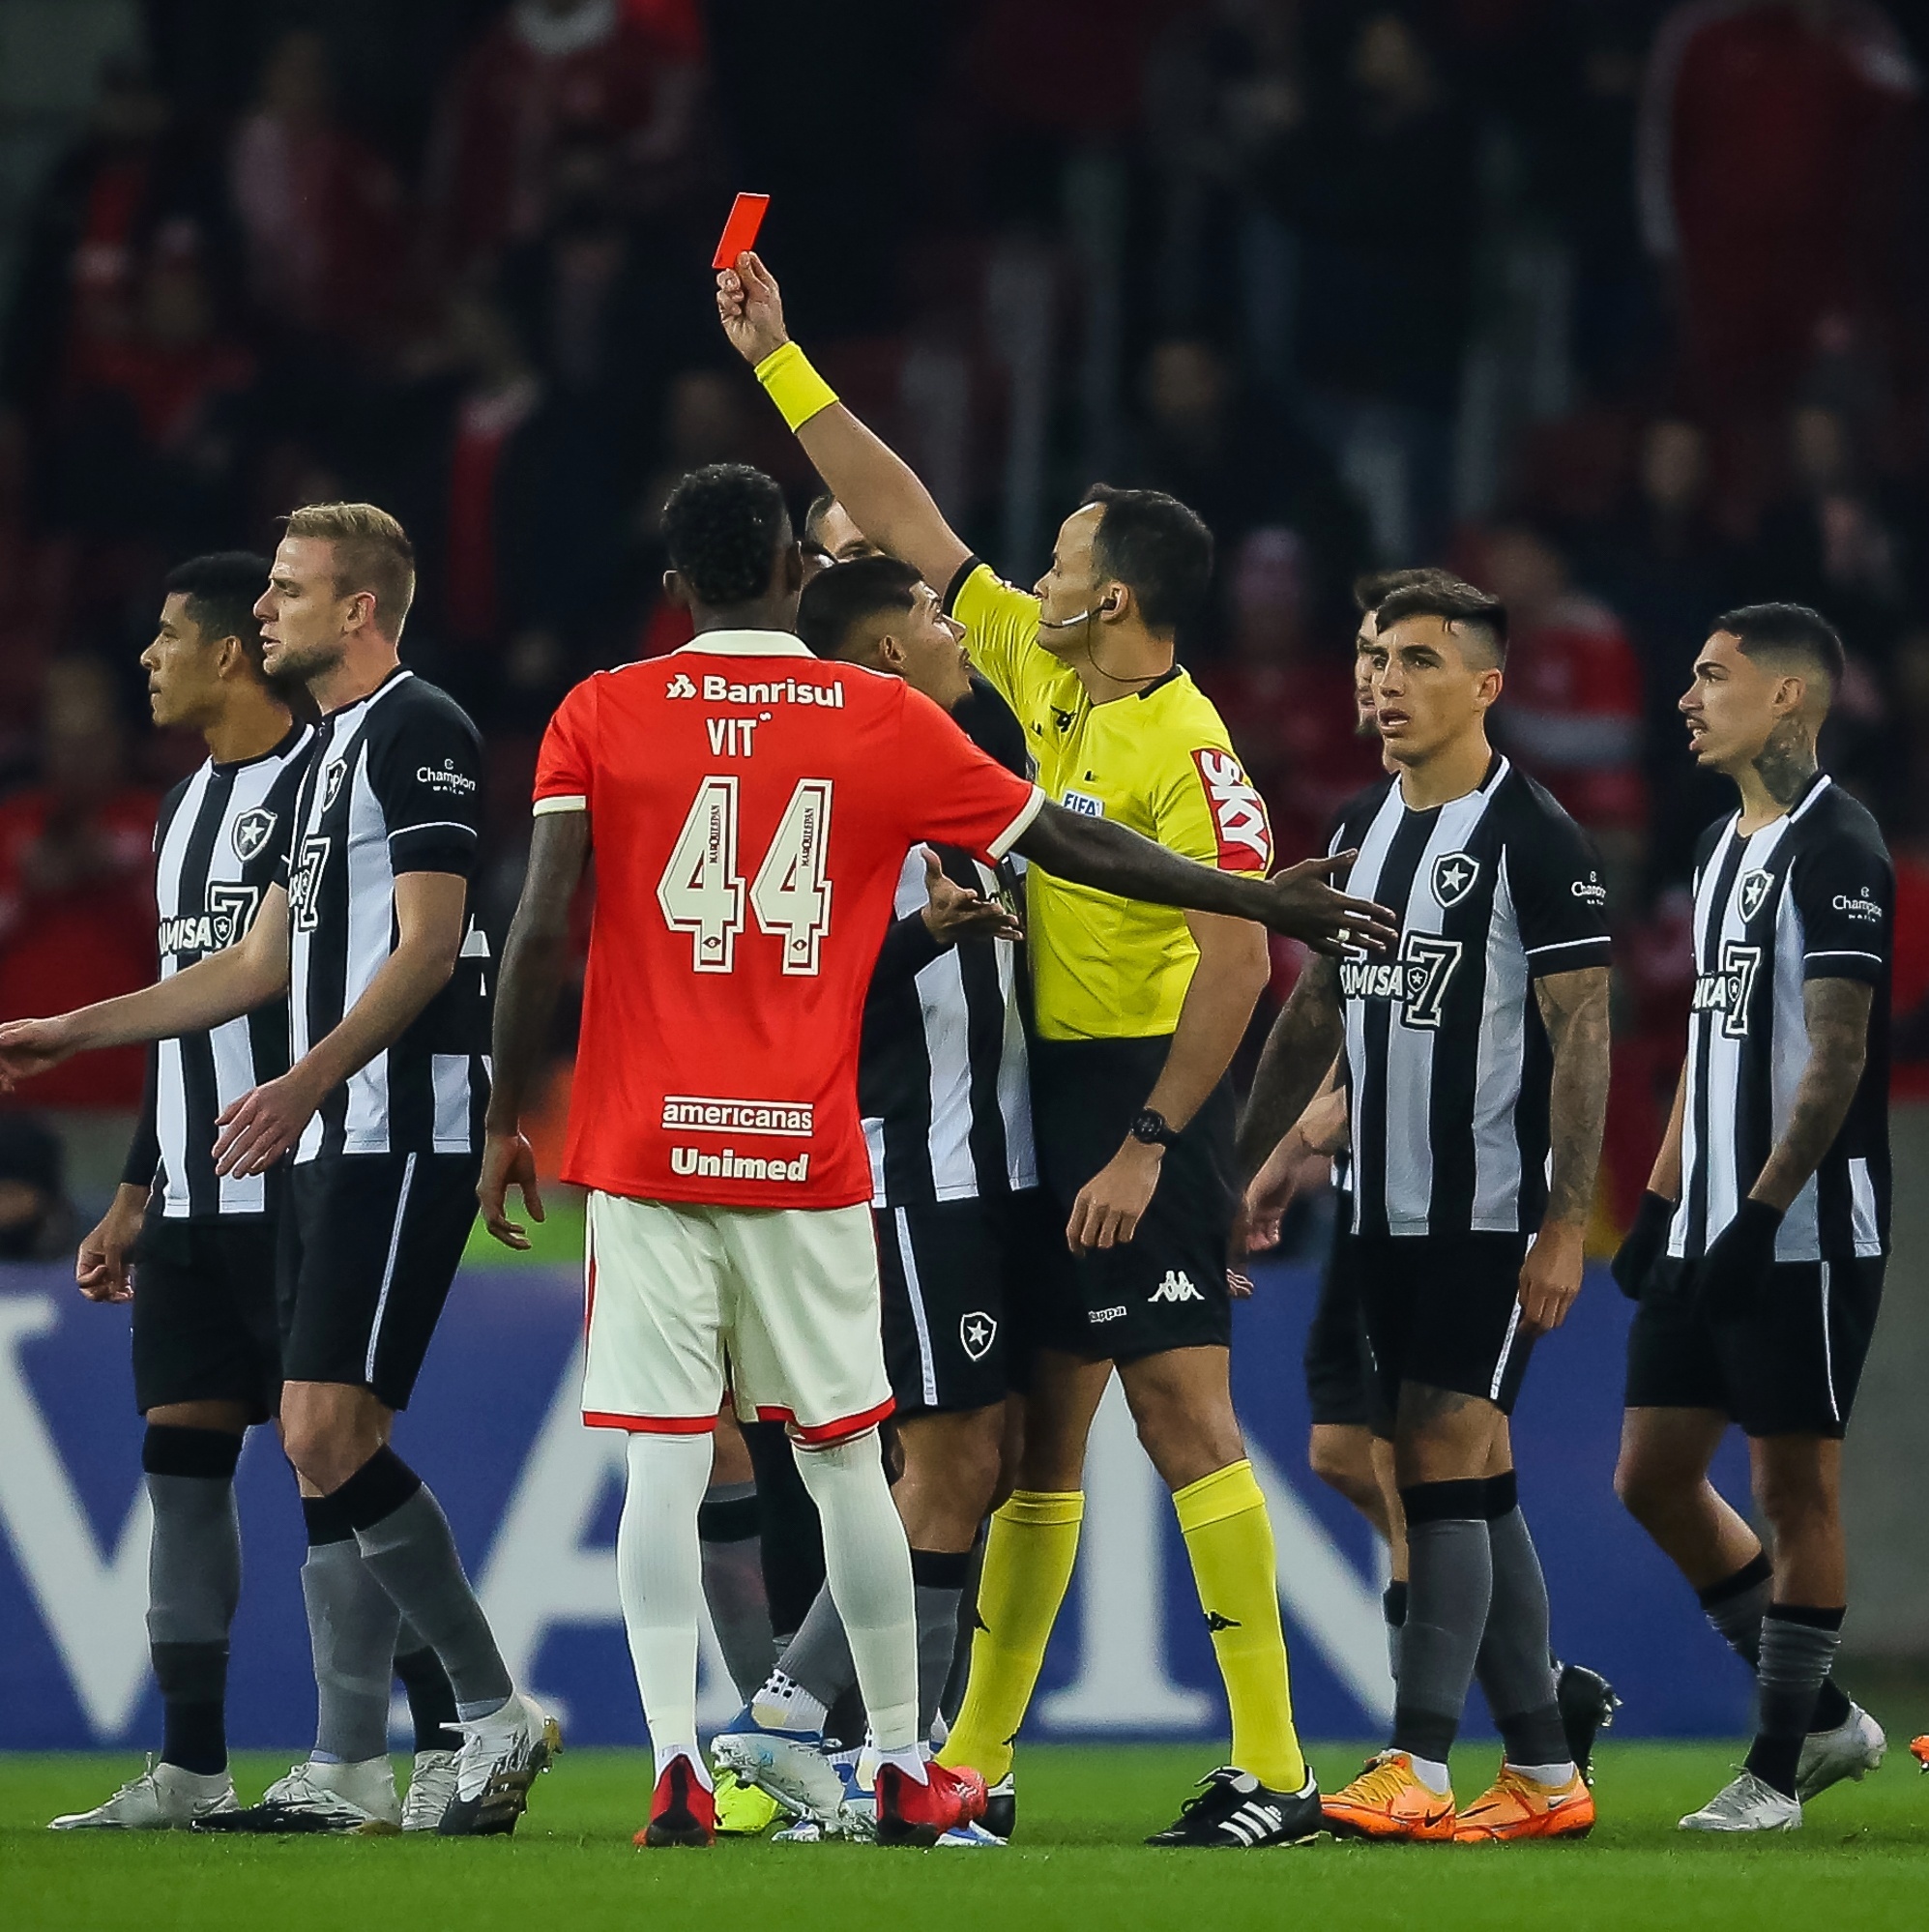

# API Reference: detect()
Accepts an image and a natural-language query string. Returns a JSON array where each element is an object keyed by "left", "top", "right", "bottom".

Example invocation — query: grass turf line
[{"left": 6, "top": 1742, "right": 1926, "bottom": 1932}]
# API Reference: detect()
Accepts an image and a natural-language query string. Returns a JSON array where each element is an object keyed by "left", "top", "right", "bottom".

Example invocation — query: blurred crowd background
[{"left": 3, "top": 0, "right": 1929, "bottom": 1254}]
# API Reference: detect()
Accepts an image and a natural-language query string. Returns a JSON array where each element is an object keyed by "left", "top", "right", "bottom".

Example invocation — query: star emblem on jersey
[
  {"left": 1738, "top": 868, "right": 1773, "bottom": 922},
  {"left": 230, "top": 806, "right": 277, "bottom": 863},
  {"left": 1431, "top": 852, "right": 1479, "bottom": 907},
  {"left": 321, "top": 760, "right": 346, "bottom": 810},
  {"left": 960, "top": 1311, "right": 997, "bottom": 1361}
]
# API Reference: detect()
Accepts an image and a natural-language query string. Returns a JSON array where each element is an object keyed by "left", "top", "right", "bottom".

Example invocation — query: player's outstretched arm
[
  {"left": 1242, "top": 1066, "right": 1347, "bottom": 1254},
  {"left": 716, "top": 251, "right": 972, "bottom": 594},
  {"left": 1236, "top": 958, "right": 1344, "bottom": 1186},
  {"left": 1520, "top": 963, "right": 1612, "bottom": 1332},
  {"left": 482, "top": 808, "right": 593, "bottom": 1248},
  {"left": 212, "top": 873, "right": 468, "bottom": 1178},
  {"left": 1011, "top": 802, "right": 1397, "bottom": 954},
  {"left": 0, "top": 886, "right": 291, "bottom": 1093}
]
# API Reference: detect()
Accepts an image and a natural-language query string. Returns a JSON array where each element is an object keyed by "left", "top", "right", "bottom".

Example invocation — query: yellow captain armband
[{"left": 754, "top": 341, "right": 838, "bottom": 431}]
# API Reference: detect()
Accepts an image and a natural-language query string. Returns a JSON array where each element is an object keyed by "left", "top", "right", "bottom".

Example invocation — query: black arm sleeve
[
  {"left": 120, "top": 1045, "right": 161, "bottom": 1192},
  {"left": 1507, "top": 801, "right": 1613, "bottom": 978},
  {"left": 1791, "top": 831, "right": 1892, "bottom": 988},
  {"left": 371, "top": 699, "right": 485, "bottom": 878},
  {"left": 873, "top": 910, "right": 946, "bottom": 986}
]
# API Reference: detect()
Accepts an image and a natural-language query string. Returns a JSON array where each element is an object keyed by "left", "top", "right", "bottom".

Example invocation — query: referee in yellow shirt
[{"left": 717, "top": 251, "right": 1322, "bottom": 1848}]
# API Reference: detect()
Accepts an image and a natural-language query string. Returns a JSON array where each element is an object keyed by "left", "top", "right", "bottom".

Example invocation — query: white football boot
[
  {"left": 1679, "top": 1770, "right": 1801, "bottom": 1832},
  {"left": 1797, "top": 1703, "right": 1886, "bottom": 1802},
  {"left": 49, "top": 1759, "right": 237, "bottom": 1830},
  {"left": 195, "top": 1756, "right": 400, "bottom": 1834},
  {"left": 400, "top": 1748, "right": 460, "bottom": 1831},
  {"left": 439, "top": 1691, "right": 561, "bottom": 1835}
]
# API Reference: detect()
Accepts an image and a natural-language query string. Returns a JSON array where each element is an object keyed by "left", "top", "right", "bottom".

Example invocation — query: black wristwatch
[{"left": 1129, "top": 1108, "right": 1180, "bottom": 1150}]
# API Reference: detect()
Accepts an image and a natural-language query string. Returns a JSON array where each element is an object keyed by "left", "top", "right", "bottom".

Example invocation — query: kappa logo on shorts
[
  {"left": 1149, "top": 1270, "right": 1205, "bottom": 1304},
  {"left": 1738, "top": 868, "right": 1774, "bottom": 922},
  {"left": 960, "top": 1311, "right": 997, "bottom": 1361},
  {"left": 1090, "top": 1304, "right": 1127, "bottom": 1324},
  {"left": 231, "top": 806, "right": 277, "bottom": 863},
  {"left": 1432, "top": 851, "right": 1480, "bottom": 908}
]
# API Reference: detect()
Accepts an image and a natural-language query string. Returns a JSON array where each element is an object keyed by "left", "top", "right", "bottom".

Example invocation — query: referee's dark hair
[
  {"left": 1716, "top": 601, "right": 1846, "bottom": 693},
  {"left": 1081, "top": 483, "right": 1213, "bottom": 637},
  {"left": 1374, "top": 574, "right": 1510, "bottom": 668},
  {"left": 662, "top": 463, "right": 795, "bottom": 607},
  {"left": 798, "top": 554, "right": 921, "bottom": 659}
]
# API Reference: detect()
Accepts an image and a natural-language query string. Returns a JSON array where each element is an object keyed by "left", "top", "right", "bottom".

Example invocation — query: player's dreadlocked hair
[{"left": 661, "top": 463, "right": 793, "bottom": 607}]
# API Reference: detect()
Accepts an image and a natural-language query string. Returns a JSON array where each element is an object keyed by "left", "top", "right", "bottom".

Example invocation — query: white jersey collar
[{"left": 674, "top": 629, "right": 813, "bottom": 659}]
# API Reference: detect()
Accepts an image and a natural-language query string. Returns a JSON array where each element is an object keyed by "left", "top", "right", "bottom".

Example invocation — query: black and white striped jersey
[
  {"left": 280, "top": 668, "right": 491, "bottom": 1162},
  {"left": 122, "top": 723, "right": 315, "bottom": 1217},
  {"left": 1330, "top": 754, "right": 1611, "bottom": 1239},
  {"left": 1668, "top": 774, "right": 1891, "bottom": 1266},
  {"left": 860, "top": 676, "right": 1038, "bottom": 1207}
]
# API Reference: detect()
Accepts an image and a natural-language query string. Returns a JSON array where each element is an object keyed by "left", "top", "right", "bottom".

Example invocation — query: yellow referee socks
[
  {"left": 1175, "top": 1459, "right": 1307, "bottom": 1793},
  {"left": 936, "top": 1489, "right": 1084, "bottom": 1786}
]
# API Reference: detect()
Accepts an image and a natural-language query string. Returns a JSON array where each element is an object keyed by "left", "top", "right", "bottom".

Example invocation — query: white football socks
[
  {"left": 617, "top": 1433, "right": 713, "bottom": 1777},
  {"left": 1409, "top": 1754, "right": 1451, "bottom": 1795},
  {"left": 791, "top": 1429, "right": 925, "bottom": 1778},
  {"left": 750, "top": 1669, "right": 829, "bottom": 1736}
]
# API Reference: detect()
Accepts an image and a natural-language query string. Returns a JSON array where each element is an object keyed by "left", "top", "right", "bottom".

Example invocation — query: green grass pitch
[{"left": 7, "top": 1743, "right": 1926, "bottom": 1932}]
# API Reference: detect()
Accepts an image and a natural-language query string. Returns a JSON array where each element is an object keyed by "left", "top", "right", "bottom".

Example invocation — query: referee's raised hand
[{"left": 1255, "top": 852, "right": 1398, "bottom": 956}]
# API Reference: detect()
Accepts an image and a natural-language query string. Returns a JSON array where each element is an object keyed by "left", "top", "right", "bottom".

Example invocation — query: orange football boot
[
  {"left": 1452, "top": 1765, "right": 1595, "bottom": 1842},
  {"left": 1321, "top": 1751, "right": 1456, "bottom": 1842},
  {"left": 1910, "top": 1735, "right": 1927, "bottom": 1771}
]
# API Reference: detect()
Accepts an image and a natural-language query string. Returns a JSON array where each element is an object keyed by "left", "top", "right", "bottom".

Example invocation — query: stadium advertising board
[{"left": 0, "top": 1257, "right": 1749, "bottom": 1749}]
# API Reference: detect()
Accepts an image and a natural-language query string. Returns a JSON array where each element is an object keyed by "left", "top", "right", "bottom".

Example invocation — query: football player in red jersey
[{"left": 480, "top": 464, "right": 1394, "bottom": 1847}]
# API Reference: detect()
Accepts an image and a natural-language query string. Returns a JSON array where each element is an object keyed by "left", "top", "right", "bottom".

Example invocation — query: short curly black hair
[{"left": 661, "top": 463, "right": 793, "bottom": 606}]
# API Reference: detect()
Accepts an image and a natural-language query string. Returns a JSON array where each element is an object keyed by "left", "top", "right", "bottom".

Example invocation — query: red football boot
[
  {"left": 634, "top": 1756, "right": 716, "bottom": 1848},
  {"left": 875, "top": 1761, "right": 987, "bottom": 1847}
]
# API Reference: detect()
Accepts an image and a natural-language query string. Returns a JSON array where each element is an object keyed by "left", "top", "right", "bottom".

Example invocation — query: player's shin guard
[
  {"left": 698, "top": 1481, "right": 776, "bottom": 1703},
  {"left": 1393, "top": 1481, "right": 1494, "bottom": 1770},
  {"left": 792, "top": 1430, "right": 921, "bottom": 1766},
  {"left": 1698, "top": 1554, "right": 1853, "bottom": 1733},
  {"left": 1746, "top": 1605, "right": 1846, "bottom": 1798},
  {"left": 1475, "top": 1476, "right": 1570, "bottom": 1773},
  {"left": 1174, "top": 1460, "right": 1307, "bottom": 1793},
  {"left": 936, "top": 1490, "right": 1084, "bottom": 1786},
  {"left": 302, "top": 1491, "right": 402, "bottom": 1763},
  {"left": 617, "top": 1433, "right": 713, "bottom": 1771},
  {"left": 144, "top": 1425, "right": 244, "bottom": 1775},
  {"left": 336, "top": 1448, "right": 512, "bottom": 1718}
]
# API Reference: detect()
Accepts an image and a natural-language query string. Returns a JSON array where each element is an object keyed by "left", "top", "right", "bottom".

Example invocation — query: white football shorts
[{"left": 580, "top": 1190, "right": 893, "bottom": 1441}]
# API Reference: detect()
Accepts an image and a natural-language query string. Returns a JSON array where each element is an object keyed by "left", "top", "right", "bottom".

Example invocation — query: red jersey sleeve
[
  {"left": 896, "top": 684, "right": 1042, "bottom": 861},
  {"left": 534, "top": 678, "right": 598, "bottom": 815}
]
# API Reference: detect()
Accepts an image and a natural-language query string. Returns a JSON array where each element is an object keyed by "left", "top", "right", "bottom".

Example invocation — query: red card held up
[{"left": 713, "top": 192, "right": 771, "bottom": 272}]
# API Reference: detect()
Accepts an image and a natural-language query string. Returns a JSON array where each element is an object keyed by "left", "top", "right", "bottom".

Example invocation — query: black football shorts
[
  {"left": 278, "top": 1152, "right": 480, "bottom": 1410},
  {"left": 1624, "top": 1256, "right": 1884, "bottom": 1438},
  {"left": 1353, "top": 1232, "right": 1536, "bottom": 1428},
  {"left": 876, "top": 1187, "right": 1057, "bottom": 1414},
  {"left": 1027, "top": 1036, "right": 1234, "bottom": 1364},
  {"left": 132, "top": 1214, "right": 281, "bottom": 1419},
  {"left": 1304, "top": 1225, "right": 1373, "bottom": 1427}
]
